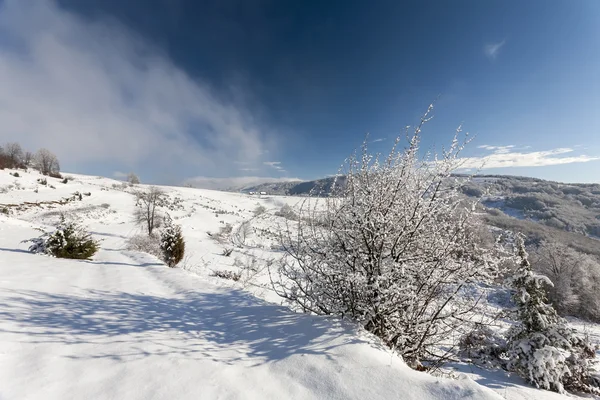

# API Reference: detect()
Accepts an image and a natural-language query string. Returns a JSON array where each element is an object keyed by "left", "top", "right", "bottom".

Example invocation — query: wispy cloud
[
  {"left": 263, "top": 161, "right": 286, "bottom": 172},
  {"left": 477, "top": 144, "right": 515, "bottom": 154},
  {"left": 0, "top": 0, "right": 276, "bottom": 177},
  {"left": 371, "top": 138, "right": 386, "bottom": 143},
  {"left": 458, "top": 146, "right": 600, "bottom": 169},
  {"left": 484, "top": 40, "right": 506, "bottom": 60}
]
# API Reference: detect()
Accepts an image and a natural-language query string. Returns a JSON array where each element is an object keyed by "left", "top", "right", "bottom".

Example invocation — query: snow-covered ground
[{"left": 0, "top": 169, "right": 593, "bottom": 399}]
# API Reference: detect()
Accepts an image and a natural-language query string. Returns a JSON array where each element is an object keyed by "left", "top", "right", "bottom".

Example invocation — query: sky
[{"left": 0, "top": 0, "right": 599, "bottom": 187}]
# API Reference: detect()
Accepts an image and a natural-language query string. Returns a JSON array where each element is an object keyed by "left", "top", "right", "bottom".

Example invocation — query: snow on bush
[
  {"left": 506, "top": 234, "right": 600, "bottom": 394},
  {"left": 24, "top": 217, "right": 99, "bottom": 259},
  {"left": 271, "top": 105, "right": 503, "bottom": 368},
  {"left": 458, "top": 324, "right": 506, "bottom": 367},
  {"left": 126, "top": 233, "right": 162, "bottom": 259},
  {"left": 159, "top": 215, "right": 185, "bottom": 268}
]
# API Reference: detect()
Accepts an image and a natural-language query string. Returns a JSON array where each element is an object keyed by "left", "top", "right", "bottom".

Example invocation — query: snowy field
[{"left": 0, "top": 168, "right": 593, "bottom": 399}]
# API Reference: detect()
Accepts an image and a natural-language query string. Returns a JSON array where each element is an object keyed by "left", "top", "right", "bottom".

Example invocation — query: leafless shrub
[
  {"left": 253, "top": 204, "right": 266, "bottom": 216},
  {"left": 271, "top": 105, "right": 504, "bottom": 368},
  {"left": 126, "top": 233, "right": 162, "bottom": 259},
  {"left": 210, "top": 269, "right": 241, "bottom": 281},
  {"left": 127, "top": 172, "right": 140, "bottom": 185},
  {"left": 274, "top": 204, "right": 298, "bottom": 220},
  {"left": 222, "top": 248, "right": 234, "bottom": 257}
]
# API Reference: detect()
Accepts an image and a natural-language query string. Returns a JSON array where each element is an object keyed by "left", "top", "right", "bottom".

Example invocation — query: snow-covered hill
[{"left": 0, "top": 168, "right": 586, "bottom": 399}]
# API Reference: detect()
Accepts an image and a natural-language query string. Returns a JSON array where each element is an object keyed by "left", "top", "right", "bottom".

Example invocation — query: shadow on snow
[{"left": 0, "top": 287, "right": 357, "bottom": 365}]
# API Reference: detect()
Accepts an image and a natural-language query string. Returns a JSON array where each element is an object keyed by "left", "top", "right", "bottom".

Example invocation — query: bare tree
[
  {"left": 134, "top": 186, "right": 166, "bottom": 236},
  {"left": 127, "top": 172, "right": 140, "bottom": 185},
  {"left": 34, "top": 148, "right": 60, "bottom": 175},
  {"left": 4, "top": 142, "right": 23, "bottom": 167},
  {"left": 0, "top": 146, "right": 10, "bottom": 169},
  {"left": 271, "top": 105, "right": 504, "bottom": 368},
  {"left": 532, "top": 241, "right": 600, "bottom": 320},
  {"left": 23, "top": 151, "right": 34, "bottom": 167}
]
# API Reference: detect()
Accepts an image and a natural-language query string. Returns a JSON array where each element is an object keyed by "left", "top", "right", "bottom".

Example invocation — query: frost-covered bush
[
  {"left": 459, "top": 324, "right": 506, "bottom": 367},
  {"left": 159, "top": 216, "right": 185, "bottom": 268},
  {"left": 253, "top": 204, "right": 267, "bottom": 216},
  {"left": 272, "top": 105, "right": 503, "bottom": 368},
  {"left": 506, "top": 235, "right": 599, "bottom": 394},
  {"left": 126, "top": 233, "right": 162, "bottom": 258},
  {"left": 274, "top": 204, "right": 298, "bottom": 220},
  {"left": 25, "top": 217, "right": 99, "bottom": 259},
  {"left": 211, "top": 269, "right": 241, "bottom": 281},
  {"left": 127, "top": 172, "right": 140, "bottom": 185}
]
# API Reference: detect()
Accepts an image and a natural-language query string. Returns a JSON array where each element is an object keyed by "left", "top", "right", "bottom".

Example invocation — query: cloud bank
[
  {"left": 458, "top": 146, "right": 600, "bottom": 170},
  {"left": 183, "top": 176, "right": 301, "bottom": 191},
  {"left": 0, "top": 0, "right": 276, "bottom": 178}
]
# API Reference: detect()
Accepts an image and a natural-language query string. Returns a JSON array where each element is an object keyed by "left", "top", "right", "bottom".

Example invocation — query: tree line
[{"left": 0, "top": 142, "right": 60, "bottom": 177}]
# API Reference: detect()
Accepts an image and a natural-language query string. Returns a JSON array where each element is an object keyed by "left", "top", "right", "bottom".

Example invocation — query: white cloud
[
  {"left": 0, "top": 0, "right": 275, "bottom": 176},
  {"left": 457, "top": 147, "right": 600, "bottom": 169},
  {"left": 183, "top": 176, "right": 301, "bottom": 190},
  {"left": 477, "top": 144, "right": 515, "bottom": 154},
  {"left": 263, "top": 161, "right": 285, "bottom": 171},
  {"left": 371, "top": 138, "right": 385, "bottom": 143},
  {"left": 484, "top": 40, "right": 506, "bottom": 60},
  {"left": 113, "top": 171, "right": 128, "bottom": 179}
]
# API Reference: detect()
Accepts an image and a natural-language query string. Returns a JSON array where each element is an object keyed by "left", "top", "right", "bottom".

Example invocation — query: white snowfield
[{"left": 0, "top": 169, "right": 580, "bottom": 399}]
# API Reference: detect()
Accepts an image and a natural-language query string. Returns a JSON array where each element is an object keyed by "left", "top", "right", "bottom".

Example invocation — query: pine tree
[
  {"left": 25, "top": 216, "right": 99, "bottom": 260},
  {"left": 160, "top": 215, "right": 185, "bottom": 268},
  {"left": 506, "top": 234, "right": 599, "bottom": 394}
]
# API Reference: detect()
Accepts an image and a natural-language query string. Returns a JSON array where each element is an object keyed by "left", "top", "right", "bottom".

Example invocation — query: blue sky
[{"left": 1, "top": 0, "right": 599, "bottom": 187}]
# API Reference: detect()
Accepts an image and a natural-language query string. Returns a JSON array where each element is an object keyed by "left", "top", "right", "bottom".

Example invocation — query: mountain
[{"left": 241, "top": 176, "right": 346, "bottom": 196}]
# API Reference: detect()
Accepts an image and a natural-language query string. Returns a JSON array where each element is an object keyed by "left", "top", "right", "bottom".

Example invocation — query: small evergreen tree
[
  {"left": 25, "top": 217, "right": 99, "bottom": 260},
  {"left": 506, "top": 234, "right": 599, "bottom": 394},
  {"left": 160, "top": 215, "right": 185, "bottom": 268}
]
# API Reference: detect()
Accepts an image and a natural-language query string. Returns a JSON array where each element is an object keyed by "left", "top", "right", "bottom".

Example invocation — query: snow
[{"left": 0, "top": 168, "right": 592, "bottom": 399}]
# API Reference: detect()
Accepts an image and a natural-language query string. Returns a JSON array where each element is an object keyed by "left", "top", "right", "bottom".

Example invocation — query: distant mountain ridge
[
  {"left": 239, "top": 176, "right": 347, "bottom": 196},
  {"left": 240, "top": 174, "right": 600, "bottom": 256}
]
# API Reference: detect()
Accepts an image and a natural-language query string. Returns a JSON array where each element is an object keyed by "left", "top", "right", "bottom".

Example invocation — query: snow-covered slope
[{"left": 0, "top": 169, "right": 582, "bottom": 399}]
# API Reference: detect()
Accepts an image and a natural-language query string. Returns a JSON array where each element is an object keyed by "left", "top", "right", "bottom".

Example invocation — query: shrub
[
  {"left": 127, "top": 172, "right": 140, "bottom": 185},
  {"left": 25, "top": 217, "right": 99, "bottom": 260},
  {"left": 253, "top": 204, "right": 266, "bottom": 216},
  {"left": 222, "top": 248, "right": 234, "bottom": 257},
  {"left": 274, "top": 204, "right": 298, "bottom": 220},
  {"left": 37, "top": 178, "right": 47, "bottom": 185},
  {"left": 211, "top": 270, "right": 241, "bottom": 281},
  {"left": 48, "top": 171, "right": 63, "bottom": 179},
  {"left": 272, "top": 105, "right": 503, "bottom": 368},
  {"left": 62, "top": 178, "right": 68, "bottom": 184},
  {"left": 159, "top": 216, "right": 185, "bottom": 268},
  {"left": 11, "top": 172, "right": 20, "bottom": 178},
  {"left": 459, "top": 324, "right": 506, "bottom": 367},
  {"left": 126, "top": 233, "right": 162, "bottom": 258}
]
